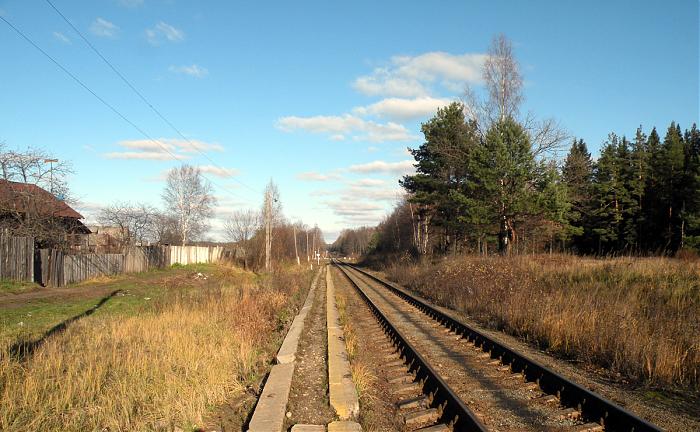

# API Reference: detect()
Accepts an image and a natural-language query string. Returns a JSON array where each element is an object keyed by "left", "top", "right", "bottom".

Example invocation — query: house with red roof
[{"left": 0, "top": 180, "right": 90, "bottom": 246}]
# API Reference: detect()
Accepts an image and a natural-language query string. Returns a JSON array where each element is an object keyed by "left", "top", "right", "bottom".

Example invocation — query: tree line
[
  {"left": 0, "top": 146, "right": 325, "bottom": 270},
  {"left": 334, "top": 35, "right": 699, "bottom": 257}
]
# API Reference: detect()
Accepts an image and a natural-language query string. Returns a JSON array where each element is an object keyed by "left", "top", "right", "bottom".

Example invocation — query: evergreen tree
[
  {"left": 401, "top": 102, "right": 480, "bottom": 253},
  {"left": 592, "top": 134, "right": 626, "bottom": 253},
  {"left": 643, "top": 127, "right": 664, "bottom": 251},
  {"left": 617, "top": 136, "right": 639, "bottom": 250},
  {"left": 462, "top": 117, "right": 542, "bottom": 254},
  {"left": 562, "top": 138, "right": 595, "bottom": 252},
  {"left": 628, "top": 127, "right": 649, "bottom": 251},
  {"left": 658, "top": 122, "right": 686, "bottom": 252},
  {"left": 684, "top": 123, "right": 700, "bottom": 250}
]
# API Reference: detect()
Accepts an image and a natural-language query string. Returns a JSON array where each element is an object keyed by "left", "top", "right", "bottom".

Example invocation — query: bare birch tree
[
  {"left": 464, "top": 34, "right": 568, "bottom": 157},
  {"left": 261, "top": 180, "right": 281, "bottom": 271},
  {"left": 162, "top": 165, "right": 215, "bottom": 246}
]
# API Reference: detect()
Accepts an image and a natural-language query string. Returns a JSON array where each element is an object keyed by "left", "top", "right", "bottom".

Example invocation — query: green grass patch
[
  {"left": 0, "top": 279, "right": 40, "bottom": 295},
  {"left": 0, "top": 265, "right": 216, "bottom": 351}
]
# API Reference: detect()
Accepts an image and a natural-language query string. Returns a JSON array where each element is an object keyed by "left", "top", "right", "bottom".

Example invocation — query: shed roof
[{"left": 0, "top": 180, "right": 83, "bottom": 219}]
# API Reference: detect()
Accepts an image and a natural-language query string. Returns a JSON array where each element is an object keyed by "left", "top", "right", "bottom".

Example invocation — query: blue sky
[{"left": 1, "top": 0, "right": 698, "bottom": 242}]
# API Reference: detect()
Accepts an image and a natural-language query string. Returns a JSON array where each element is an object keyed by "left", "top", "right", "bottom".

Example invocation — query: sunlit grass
[
  {"left": 385, "top": 254, "right": 700, "bottom": 390},
  {"left": 0, "top": 264, "right": 311, "bottom": 431}
]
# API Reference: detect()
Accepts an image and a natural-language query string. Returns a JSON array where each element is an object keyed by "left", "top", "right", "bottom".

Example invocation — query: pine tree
[
  {"left": 562, "top": 138, "right": 594, "bottom": 252},
  {"left": 464, "top": 117, "right": 539, "bottom": 254},
  {"left": 592, "top": 134, "right": 626, "bottom": 254},
  {"left": 628, "top": 127, "right": 649, "bottom": 251},
  {"left": 617, "top": 136, "right": 639, "bottom": 250},
  {"left": 401, "top": 102, "right": 480, "bottom": 253},
  {"left": 684, "top": 123, "right": 700, "bottom": 250},
  {"left": 657, "top": 122, "right": 686, "bottom": 252}
]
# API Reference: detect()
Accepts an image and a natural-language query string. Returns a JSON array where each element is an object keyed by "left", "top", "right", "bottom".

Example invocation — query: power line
[
  {"left": 0, "top": 14, "right": 256, "bottom": 206},
  {"left": 43, "top": 0, "right": 260, "bottom": 196}
]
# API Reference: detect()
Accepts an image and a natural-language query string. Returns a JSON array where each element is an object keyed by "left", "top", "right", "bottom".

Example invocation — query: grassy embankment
[
  {"left": 0, "top": 263, "right": 311, "bottom": 431},
  {"left": 380, "top": 255, "right": 699, "bottom": 392}
]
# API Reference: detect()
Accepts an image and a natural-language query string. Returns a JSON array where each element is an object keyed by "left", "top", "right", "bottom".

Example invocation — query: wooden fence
[
  {"left": 36, "top": 245, "right": 226, "bottom": 287},
  {"left": 0, "top": 234, "right": 34, "bottom": 282}
]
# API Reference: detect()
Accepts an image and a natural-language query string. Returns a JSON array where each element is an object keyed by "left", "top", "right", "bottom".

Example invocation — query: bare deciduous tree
[
  {"left": 0, "top": 145, "right": 73, "bottom": 200},
  {"left": 0, "top": 144, "right": 80, "bottom": 249},
  {"left": 98, "top": 201, "right": 157, "bottom": 248},
  {"left": 262, "top": 180, "right": 282, "bottom": 271},
  {"left": 224, "top": 208, "right": 259, "bottom": 268},
  {"left": 464, "top": 34, "right": 568, "bottom": 158},
  {"left": 162, "top": 165, "right": 216, "bottom": 246},
  {"left": 150, "top": 212, "right": 180, "bottom": 245},
  {"left": 483, "top": 33, "right": 524, "bottom": 123}
]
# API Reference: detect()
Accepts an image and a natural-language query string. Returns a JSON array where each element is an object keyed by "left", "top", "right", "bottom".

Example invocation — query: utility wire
[
  {"left": 43, "top": 0, "right": 260, "bottom": 196},
  {"left": 0, "top": 14, "right": 255, "bottom": 205}
]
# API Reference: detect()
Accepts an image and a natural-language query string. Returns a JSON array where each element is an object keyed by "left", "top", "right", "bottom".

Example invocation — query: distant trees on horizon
[{"left": 332, "top": 34, "right": 699, "bottom": 257}]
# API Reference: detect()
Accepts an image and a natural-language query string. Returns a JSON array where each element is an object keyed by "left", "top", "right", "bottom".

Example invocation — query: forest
[
  {"left": 333, "top": 107, "right": 699, "bottom": 257},
  {"left": 332, "top": 37, "right": 699, "bottom": 258}
]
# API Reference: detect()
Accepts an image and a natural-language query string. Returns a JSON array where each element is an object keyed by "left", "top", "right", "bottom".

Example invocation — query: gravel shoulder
[
  {"left": 285, "top": 265, "right": 336, "bottom": 427},
  {"left": 331, "top": 266, "right": 406, "bottom": 432}
]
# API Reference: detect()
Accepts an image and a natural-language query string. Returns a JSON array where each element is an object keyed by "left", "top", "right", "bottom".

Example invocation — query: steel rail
[
  {"left": 333, "top": 260, "right": 488, "bottom": 432},
  {"left": 341, "top": 262, "right": 663, "bottom": 432}
]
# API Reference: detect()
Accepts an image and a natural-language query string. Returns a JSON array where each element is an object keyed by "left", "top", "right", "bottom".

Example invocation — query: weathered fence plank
[
  {"left": 0, "top": 234, "right": 34, "bottom": 282},
  {"left": 37, "top": 244, "right": 226, "bottom": 287}
]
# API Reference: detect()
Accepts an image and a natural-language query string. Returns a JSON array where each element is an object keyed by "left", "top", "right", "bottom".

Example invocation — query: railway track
[{"left": 332, "top": 260, "right": 663, "bottom": 432}]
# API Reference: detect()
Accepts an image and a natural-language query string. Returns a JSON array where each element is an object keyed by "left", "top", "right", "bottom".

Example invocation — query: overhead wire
[
  {"left": 0, "top": 13, "right": 256, "bottom": 206},
  {"left": 42, "top": 0, "right": 261, "bottom": 197}
]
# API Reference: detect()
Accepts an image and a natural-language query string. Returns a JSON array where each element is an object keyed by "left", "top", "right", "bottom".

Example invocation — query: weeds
[
  {"left": 384, "top": 254, "right": 700, "bottom": 391},
  {"left": 0, "top": 264, "right": 310, "bottom": 431}
]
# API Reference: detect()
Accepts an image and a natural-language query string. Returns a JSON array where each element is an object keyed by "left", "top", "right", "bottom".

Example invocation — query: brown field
[
  {"left": 382, "top": 254, "right": 700, "bottom": 391},
  {"left": 0, "top": 264, "right": 311, "bottom": 431}
]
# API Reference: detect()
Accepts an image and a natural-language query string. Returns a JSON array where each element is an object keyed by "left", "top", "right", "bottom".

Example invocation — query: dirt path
[
  {"left": 285, "top": 266, "right": 336, "bottom": 426},
  {"left": 0, "top": 270, "right": 196, "bottom": 309}
]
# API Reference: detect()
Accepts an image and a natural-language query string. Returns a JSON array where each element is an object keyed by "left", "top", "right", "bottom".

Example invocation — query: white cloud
[
  {"left": 169, "top": 64, "right": 208, "bottom": 78},
  {"left": 90, "top": 18, "right": 119, "bottom": 38},
  {"left": 349, "top": 178, "right": 385, "bottom": 187},
  {"left": 297, "top": 172, "right": 341, "bottom": 182},
  {"left": 348, "top": 160, "right": 415, "bottom": 176},
  {"left": 53, "top": 31, "right": 70, "bottom": 44},
  {"left": 353, "top": 96, "right": 453, "bottom": 120},
  {"left": 325, "top": 200, "right": 383, "bottom": 217},
  {"left": 330, "top": 134, "right": 346, "bottom": 141},
  {"left": 198, "top": 165, "right": 239, "bottom": 178},
  {"left": 353, "top": 52, "right": 487, "bottom": 97},
  {"left": 104, "top": 151, "right": 188, "bottom": 161},
  {"left": 276, "top": 114, "right": 417, "bottom": 143},
  {"left": 353, "top": 74, "right": 428, "bottom": 98},
  {"left": 146, "top": 21, "right": 184, "bottom": 45},
  {"left": 104, "top": 138, "right": 224, "bottom": 160}
]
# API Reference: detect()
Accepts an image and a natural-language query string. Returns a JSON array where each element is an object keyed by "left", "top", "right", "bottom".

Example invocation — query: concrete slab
[
  {"left": 276, "top": 268, "right": 322, "bottom": 364},
  {"left": 247, "top": 358, "right": 295, "bottom": 431},
  {"left": 326, "top": 269, "right": 360, "bottom": 419},
  {"left": 327, "top": 421, "right": 362, "bottom": 432},
  {"left": 291, "top": 425, "right": 326, "bottom": 432}
]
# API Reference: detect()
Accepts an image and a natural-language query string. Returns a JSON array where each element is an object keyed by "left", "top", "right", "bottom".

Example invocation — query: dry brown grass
[
  {"left": 384, "top": 254, "right": 700, "bottom": 390},
  {"left": 0, "top": 265, "right": 310, "bottom": 431},
  {"left": 335, "top": 289, "right": 375, "bottom": 397}
]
